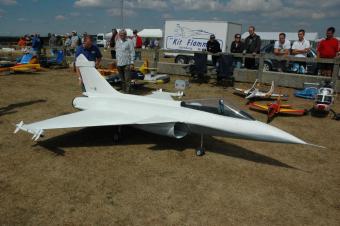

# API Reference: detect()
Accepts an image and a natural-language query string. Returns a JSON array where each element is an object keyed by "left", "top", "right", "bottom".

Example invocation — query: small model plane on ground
[
  {"left": 136, "top": 60, "right": 170, "bottom": 84},
  {"left": 100, "top": 60, "right": 169, "bottom": 85},
  {"left": 233, "top": 79, "right": 288, "bottom": 100},
  {"left": 14, "top": 54, "right": 321, "bottom": 156},
  {"left": 312, "top": 87, "right": 335, "bottom": 113},
  {"left": 0, "top": 53, "right": 40, "bottom": 75},
  {"left": 294, "top": 87, "right": 318, "bottom": 99},
  {"left": 249, "top": 96, "right": 307, "bottom": 123}
]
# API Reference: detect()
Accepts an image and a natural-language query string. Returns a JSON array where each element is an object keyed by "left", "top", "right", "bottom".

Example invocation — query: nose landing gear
[{"left": 196, "top": 134, "right": 205, "bottom": 156}]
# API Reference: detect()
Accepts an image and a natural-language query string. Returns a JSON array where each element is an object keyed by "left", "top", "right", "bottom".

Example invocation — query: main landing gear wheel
[
  {"left": 196, "top": 134, "right": 205, "bottom": 156},
  {"left": 196, "top": 148, "right": 205, "bottom": 156}
]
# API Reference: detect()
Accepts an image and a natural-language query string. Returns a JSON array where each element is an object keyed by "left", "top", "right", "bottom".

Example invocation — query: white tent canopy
[
  {"left": 137, "top": 29, "right": 163, "bottom": 38},
  {"left": 241, "top": 32, "right": 319, "bottom": 41},
  {"left": 105, "top": 29, "right": 133, "bottom": 39}
]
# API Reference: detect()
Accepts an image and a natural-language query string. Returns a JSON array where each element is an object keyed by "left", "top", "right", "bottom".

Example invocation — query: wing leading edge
[{"left": 14, "top": 110, "right": 177, "bottom": 140}]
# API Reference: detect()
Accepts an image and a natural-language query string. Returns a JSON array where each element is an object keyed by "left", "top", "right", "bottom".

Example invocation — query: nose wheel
[{"left": 196, "top": 134, "right": 205, "bottom": 156}]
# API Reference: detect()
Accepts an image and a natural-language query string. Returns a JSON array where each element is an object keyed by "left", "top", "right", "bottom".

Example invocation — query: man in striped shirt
[{"left": 116, "top": 29, "right": 135, "bottom": 93}]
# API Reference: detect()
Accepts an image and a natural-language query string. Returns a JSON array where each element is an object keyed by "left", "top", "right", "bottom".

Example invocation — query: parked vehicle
[
  {"left": 163, "top": 20, "right": 242, "bottom": 64},
  {"left": 261, "top": 42, "right": 319, "bottom": 75},
  {"left": 96, "top": 33, "right": 107, "bottom": 48}
]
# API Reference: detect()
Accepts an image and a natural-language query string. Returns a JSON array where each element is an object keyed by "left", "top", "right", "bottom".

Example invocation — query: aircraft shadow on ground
[
  {"left": 0, "top": 99, "right": 47, "bottom": 117},
  {"left": 36, "top": 126, "right": 296, "bottom": 169}
]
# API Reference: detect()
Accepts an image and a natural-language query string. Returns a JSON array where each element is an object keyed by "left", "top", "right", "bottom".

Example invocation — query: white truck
[{"left": 163, "top": 20, "right": 242, "bottom": 64}]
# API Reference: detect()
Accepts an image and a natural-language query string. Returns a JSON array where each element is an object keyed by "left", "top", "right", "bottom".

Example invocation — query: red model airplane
[{"left": 249, "top": 97, "right": 307, "bottom": 123}]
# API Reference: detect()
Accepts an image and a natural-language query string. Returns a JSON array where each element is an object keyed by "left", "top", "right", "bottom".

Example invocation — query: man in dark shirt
[
  {"left": 230, "top": 33, "right": 245, "bottom": 68},
  {"left": 206, "top": 34, "right": 221, "bottom": 67},
  {"left": 110, "top": 28, "right": 118, "bottom": 59},
  {"left": 244, "top": 26, "right": 261, "bottom": 69}
]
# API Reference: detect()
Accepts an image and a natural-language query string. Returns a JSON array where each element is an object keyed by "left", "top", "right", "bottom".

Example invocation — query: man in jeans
[
  {"left": 292, "top": 29, "right": 310, "bottom": 74},
  {"left": 132, "top": 29, "right": 143, "bottom": 60},
  {"left": 244, "top": 26, "right": 261, "bottom": 69},
  {"left": 230, "top": 33, "right": 244, "bottom": 68},
  {"left": 116, "top": 29, "right": 135, "bottom": 93}
]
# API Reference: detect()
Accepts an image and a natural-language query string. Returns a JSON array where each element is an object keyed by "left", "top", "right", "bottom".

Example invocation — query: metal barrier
[
  {"left": 62, "top": 47, "right": 340, "bottom": 91},
  {"left": 136, "top": 49, "right": 340, "bottom": 91}
]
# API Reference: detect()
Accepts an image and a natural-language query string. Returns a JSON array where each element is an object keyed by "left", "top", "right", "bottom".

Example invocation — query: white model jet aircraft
[
  {"left": 14, "top": 55, "right": 316, "bottom": 156},
  {"left": 234, "top": 79, "right": 288, "bottom": 100}
]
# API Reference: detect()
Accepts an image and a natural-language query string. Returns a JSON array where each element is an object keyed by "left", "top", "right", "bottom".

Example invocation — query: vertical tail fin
[
  {"left": 75, "top": 54, "right": 120, "bottom": 96},
  {"left": 246, "top": 79, "right": 258, "bottom": 93},
  {"left": 266, "top": 81, "right": 275, "bottom": 96}
]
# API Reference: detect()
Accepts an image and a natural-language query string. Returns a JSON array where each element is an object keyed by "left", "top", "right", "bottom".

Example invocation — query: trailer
[{"left": 163, "top": 20, "right": 242, "bottom": 64}]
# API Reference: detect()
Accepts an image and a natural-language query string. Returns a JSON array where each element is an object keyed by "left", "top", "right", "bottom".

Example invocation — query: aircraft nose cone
[{"left": 258, "top": 122, "right": 307, "bottom": 144}]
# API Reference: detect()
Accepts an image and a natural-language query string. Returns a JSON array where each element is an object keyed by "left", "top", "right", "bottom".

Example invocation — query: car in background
[{"left": 261, "top": 42, "right": 319, "bottom": 75}]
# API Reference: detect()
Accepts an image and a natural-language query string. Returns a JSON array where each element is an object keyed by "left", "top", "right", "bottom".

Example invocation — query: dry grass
[{"left": 0, "top": 69, "right": 340, "bottom": 225}]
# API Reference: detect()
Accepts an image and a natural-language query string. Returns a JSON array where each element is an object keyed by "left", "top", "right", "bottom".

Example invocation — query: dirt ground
[{"left": 0, "top": 68, "right": 340, "bottom": 225}]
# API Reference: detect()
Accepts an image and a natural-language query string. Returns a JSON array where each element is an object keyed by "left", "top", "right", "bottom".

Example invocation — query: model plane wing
[
  {"left": 249, "top": 103, "right": 269, "bottom": 111},
  {"left": 278, "top": 108, "right": 306, "bottom": 115},
  {"left": 15, "top": 110, "right": 177, "bottom": 140},
  {"left": 233, "top": 88, "right": 246, "bottom": 93},
  {"left": 146, "top": 90, "right": 183, "bottom": 101}
]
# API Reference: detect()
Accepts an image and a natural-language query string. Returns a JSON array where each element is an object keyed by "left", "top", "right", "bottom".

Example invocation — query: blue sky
[{"left": 0, "top": 0, "right": 339, "bottom": 36}]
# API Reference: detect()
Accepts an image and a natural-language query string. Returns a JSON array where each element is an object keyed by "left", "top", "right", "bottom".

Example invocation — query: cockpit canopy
[
  {"left": 181, "top": 98, "right": 255, "bottom": 121},
  {"left": 316, "top": 94, "right": 333, "bottom": 104}
]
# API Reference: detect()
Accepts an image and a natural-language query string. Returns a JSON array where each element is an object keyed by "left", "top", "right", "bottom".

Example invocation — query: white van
[
  {"left": 163, "top": 20, "right": 242, "bottom": 64},
  {"left": 96, "top": 33, "right": 107, "bottom": 47}
]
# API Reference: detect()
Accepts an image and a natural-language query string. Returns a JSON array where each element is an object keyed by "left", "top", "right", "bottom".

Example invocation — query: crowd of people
[
  {"left": 17, "top": 31, "right": 83, "bottom": 57},
  {"left": 17, "top": 33, "right": 45, "bottom": 56},
  {"left": 15, "top": 25, "right": 339, "bottom": 93},
  {"left": 227, "top": 26, "right": 339, "bottom": 77}
]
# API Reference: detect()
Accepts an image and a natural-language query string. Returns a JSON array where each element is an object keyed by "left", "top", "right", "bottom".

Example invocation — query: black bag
[
  {"left": 189, "top": 53, "right": 207, "bottom": 79},
  {"left": 217, "top": 54, "right": 234, "bottom": 79}
]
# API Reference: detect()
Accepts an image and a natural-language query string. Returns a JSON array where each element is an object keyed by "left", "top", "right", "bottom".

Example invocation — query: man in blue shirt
[
  {"left": 75, "top": 35, "right": 102, "bottom": 92},
  {"left": 31, "top": 33, "right": 41, "bottom": 57},
  {"left": 75, "top": 35, "right": 102, "bottom": 68}
]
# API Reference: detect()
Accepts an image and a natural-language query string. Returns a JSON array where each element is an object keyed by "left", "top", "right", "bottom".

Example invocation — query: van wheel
[
  {"left": 175, "top": 55, "right": 188, "bottom": 64},
  {"left": 188, "top": 56, "right": 195, "bottom": 65},
  {"left": 263, "top": 62, "right": 272, "bottom": 71}
]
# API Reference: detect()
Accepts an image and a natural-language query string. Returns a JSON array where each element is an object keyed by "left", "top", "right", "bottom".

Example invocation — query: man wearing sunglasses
[
  {"left": 207, "top": 34, "right": 221, "bottom": 67},
  {"left": 231, "top": 34, "right": 245, "bottom": 68}
]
